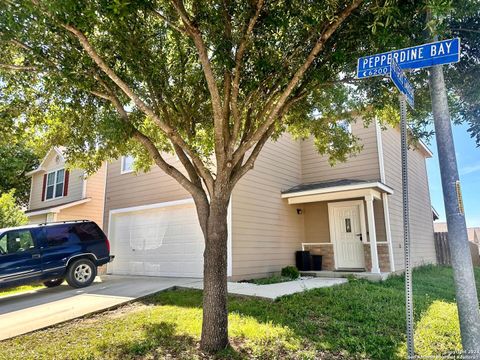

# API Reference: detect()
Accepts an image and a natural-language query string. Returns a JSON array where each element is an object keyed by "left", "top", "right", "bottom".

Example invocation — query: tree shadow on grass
[
  {"left": 96, "top": 321, "right": 243, "bottom": 360},
  {"left": 96, "top": 321, "right": 190, "bottom": 359},
  {"left": 142, "top": 266, "right": 480, "bottom": 360}
]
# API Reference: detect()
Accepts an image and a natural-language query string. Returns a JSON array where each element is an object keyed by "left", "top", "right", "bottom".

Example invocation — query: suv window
[
  {"left": 0, "top": 230, "right": 35, "bottom": 255},
  {"left": 72, "top": 223, "right": 104, "bottom": 242},
  {"left": 45, "top": 225, "right": 77, "bottom": 247},
  {"left": 44, "top": 223, "right": 103, "bottom": 247}
]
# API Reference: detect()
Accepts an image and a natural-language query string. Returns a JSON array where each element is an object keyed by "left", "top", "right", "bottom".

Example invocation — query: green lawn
[
  {"left": 0, "top": 265, "right": 479, "bottom": 360},
  {"left": 0, "top": 284, "right": 44, "bottom": 297}
]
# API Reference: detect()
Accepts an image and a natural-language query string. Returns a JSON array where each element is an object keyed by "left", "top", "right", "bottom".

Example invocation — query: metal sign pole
[{"left": 399, "top": 94, "right": 414, "bottom": 358}]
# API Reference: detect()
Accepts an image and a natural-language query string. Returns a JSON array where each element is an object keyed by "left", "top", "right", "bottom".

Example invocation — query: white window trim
[
  {"left": 120, "top": 156, "right": 134, "bottom": 174},
  {"left": 45, "top": 168, "right": 65, "bottom": 202}
]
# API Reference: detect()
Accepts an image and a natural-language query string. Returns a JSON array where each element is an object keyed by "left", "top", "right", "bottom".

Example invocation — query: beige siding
[
  {"left": 103, "top": 155, "right": 190, "bottom": 234},
  {"left": 231, "top": 134, "right": 304, "bottom": 280},
  {"left": 28, "top": 214, "right": 47, "bottom": 224},
  {"left": 56, "top": 163, "right": 107, "bottom": 229},
  {"left": 371, "top": 200, "right": 387, "bottom": 243},
  {"left": 301, "top": 120, "right": 381, "bottom": 183},
  {"left": 29, "top": 150, "right": 84, "bottom": 210},
  {"left": 382, "top": 126, "right": 436, "bottom": 270},
  {"left": 303, "top": 202, "right": 330, "bottom": 243}
]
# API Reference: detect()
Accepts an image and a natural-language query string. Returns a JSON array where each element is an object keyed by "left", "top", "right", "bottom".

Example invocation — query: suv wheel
[
  {"left": 66, "top": 258, "right": 97, "bottom": 288},
  {"left": 43, "top": 278, "right": 64, "bottom": 288}
]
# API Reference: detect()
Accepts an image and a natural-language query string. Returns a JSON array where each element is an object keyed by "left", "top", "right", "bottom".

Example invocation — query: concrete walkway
[
  {"left": 0, "top": 275, "right": 196, "bottom": 341},
  {"left": 182, "top": 277, "right": 347, "bottom": 300}
]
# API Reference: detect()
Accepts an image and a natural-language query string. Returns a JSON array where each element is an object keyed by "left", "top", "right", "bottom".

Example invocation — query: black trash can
[
  {"left": 296, "top": 251, "right": 311, "bottom": 271},
  {"left": 311, "top": 255, "right": 323, "bottom": 271}
]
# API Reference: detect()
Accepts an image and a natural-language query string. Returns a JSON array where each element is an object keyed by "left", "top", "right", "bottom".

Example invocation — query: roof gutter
[{"left": 25, "top": 198, "right": 91, "bottom": 217}]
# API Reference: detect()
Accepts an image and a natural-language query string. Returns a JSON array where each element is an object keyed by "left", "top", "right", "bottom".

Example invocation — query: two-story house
[
  {"left": 102, "top": 119, "right": 436, "bottom": 280},
  {"left": 25, "top": 147, "right": 106, "bottom": 228}
]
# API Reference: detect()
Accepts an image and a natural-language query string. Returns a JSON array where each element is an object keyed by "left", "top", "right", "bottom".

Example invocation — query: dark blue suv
[{"left": 0, "top": 220, "right": 114, "bottom": 289}]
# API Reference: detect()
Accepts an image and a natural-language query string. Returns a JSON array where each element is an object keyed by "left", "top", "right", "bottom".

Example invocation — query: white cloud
[{"left": 460, "top": 163, "right": 480, "bottom": 175}]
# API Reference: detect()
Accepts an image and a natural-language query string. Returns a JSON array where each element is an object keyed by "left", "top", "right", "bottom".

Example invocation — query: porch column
[
  {"left": 365, "top": 195, "right": 380, "bottom": 274},
  {"left": 382, "top": 193, "right": 396, "bottom": 272}
]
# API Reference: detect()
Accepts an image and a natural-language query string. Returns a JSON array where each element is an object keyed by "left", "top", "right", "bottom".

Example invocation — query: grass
[
  {"left": 0, "top": 265, "right": 478, "bottom": 359},
  {"left": 0, "top": 284, "right": 44, "bottom": 297}
]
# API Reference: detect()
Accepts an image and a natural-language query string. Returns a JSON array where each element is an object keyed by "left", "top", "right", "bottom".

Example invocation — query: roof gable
[{"left": 26, "top": 147, "right": 65, "bottom": 176}]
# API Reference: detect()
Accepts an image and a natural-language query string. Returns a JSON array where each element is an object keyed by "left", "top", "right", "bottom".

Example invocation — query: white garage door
[{"left": 108, "top": 201, "right": 204, "bottom": 277}]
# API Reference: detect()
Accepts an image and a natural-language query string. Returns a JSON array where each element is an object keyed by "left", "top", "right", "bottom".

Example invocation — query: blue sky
[{"left": 426, "top": 122, "right": 480, "bottom": 227}]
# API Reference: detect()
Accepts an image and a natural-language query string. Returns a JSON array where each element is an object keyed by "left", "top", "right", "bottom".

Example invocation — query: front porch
[{"left": 282, "top": 179, "right": 396, "bottom": 275}]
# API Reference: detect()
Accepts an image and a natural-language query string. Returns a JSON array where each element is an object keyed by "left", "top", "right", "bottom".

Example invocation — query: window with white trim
[
  {"left": 46, "top": 169, "right": 65, "bottom": 200},
  {"left": 121, "top": 155, "right": 134, "bottom": 174}
]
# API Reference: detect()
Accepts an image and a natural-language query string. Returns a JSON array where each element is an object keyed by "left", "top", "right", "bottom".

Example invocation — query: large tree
[
  {"left": 0, "top": 142, "right": 39, "bottom": 206},
  {"left": 0, "top": 0, "right": 476, "bottom": 352},
  {"left": 0, "top": 100, "right": 43, "bottom": 205}
]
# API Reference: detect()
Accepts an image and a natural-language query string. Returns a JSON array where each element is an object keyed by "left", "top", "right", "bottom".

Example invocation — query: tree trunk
[{"left": 199, "top": 196, "right": 230, "bottom": 352}]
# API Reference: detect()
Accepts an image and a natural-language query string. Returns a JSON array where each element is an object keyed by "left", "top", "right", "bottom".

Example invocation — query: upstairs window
[
  {"left": 121, "top": 155, "right": 134, "bottom": 174},
  {"left": 45, "top": 169, "right": 65, "bottom": 200}
]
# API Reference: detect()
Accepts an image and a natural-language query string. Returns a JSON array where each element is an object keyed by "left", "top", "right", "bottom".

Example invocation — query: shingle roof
[{"left": 281, "top": 179, "right": 382, "bottom": 195}]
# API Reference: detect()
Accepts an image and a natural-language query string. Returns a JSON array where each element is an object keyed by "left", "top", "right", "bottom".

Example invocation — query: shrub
[
  {"left": 0, "top": 189, "right": 28, "bottom": 228},
  {"left": 281, "top": 266, "right": 300, "bottom": 280}
]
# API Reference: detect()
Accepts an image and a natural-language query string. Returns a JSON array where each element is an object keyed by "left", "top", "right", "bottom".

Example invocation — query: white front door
[{"left": 329, "top": 202, "right": 365, "bottom": 269}]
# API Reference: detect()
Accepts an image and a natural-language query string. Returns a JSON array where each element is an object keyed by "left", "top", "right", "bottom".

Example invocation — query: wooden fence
[
  {"left": 434, "top": 232, "right": 451, "bottom": 265},
  {"left": 434, "top": 232, "right": 480, "bottom": 266}
]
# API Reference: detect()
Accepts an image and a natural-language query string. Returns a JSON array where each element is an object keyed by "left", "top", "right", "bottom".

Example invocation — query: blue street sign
[
  {"left": 390, "top": 60, "right": 414, "bottom": 109},
  {"left": 357, "top": 38, "right": 460, "bottom": 79}
]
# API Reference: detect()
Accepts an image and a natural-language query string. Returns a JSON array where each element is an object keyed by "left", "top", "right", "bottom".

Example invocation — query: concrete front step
[{"left": 300, "top": 270, "right": 390, "bottom": 282}]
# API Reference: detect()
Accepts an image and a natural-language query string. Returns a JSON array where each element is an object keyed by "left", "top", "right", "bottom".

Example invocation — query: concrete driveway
[{"left": 0, "top": 275, "right": 197, "bottom": 341}]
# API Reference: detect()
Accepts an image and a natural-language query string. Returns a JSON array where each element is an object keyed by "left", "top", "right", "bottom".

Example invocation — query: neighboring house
[
  {"left": 25, "top": 148, "right": 106, "bottom": 228},
  {"left": 470, "top": 228, "right": 480, "bottom": 247},
  {"left": 103, "top": 119, "right": 436, "bottom": 280}
]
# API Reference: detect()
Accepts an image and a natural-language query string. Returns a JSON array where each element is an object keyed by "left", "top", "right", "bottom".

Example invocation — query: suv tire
[
  {"left": 66, "top": 258, "right": 97, "bottom": 288},
  {"left": 43, "top": 278, "right": 64, "bottom": 288}
]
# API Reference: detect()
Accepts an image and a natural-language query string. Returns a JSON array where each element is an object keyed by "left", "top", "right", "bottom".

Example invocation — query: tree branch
[
  {"left": 89, "top": 90, "right": 113, "bottom": 101},
  {"left": 171, "top": 0, "right": 227, "bottom": 167},
  {"left": 133, "top": 130, "right": 207, "bottom": 199},
  {"left": 172, "top": 142, "right": 207, "bottom": 194},
  {"left": 230, "top": 123, "right": 275, "bottom": 186},
  {"left": 59, "top": 22, "right": 215, "bottom": 191},
  {"left": 151, "top": 9, "right": 187, "bottom": 33},
  {"left": 232, "top": 0, "right": 363, "bottom": 165},
  {"left": 0, "top": 64, "right": 37, "bottom": 71},
  {"left": 88, "top": 84, "right": 207, "bottom": 199},
  {"left": 231, "top": 96, "right": 303, "bottom": 185},
  {"left": 230, "top": 0, "right": 264, "bottom": 146},
  {"left": 1, "top": 32, "right": 58, "bottom": 68},
  {"left": 451, "top": 28, "right": 480, "bottom": 34}
]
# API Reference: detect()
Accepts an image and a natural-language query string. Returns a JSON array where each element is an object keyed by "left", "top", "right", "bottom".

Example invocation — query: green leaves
[
  {"left": 1, "top": 0, "right": 479, "bottom": 182},
  {"left": 0, "top": 190, "right": 28, "bottom": 228}
]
